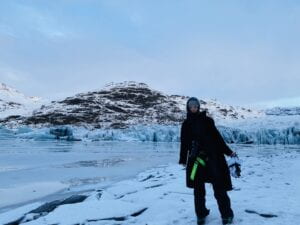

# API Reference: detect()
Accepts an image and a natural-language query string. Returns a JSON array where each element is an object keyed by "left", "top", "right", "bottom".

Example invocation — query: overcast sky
[{"left": 0, "top": 0, "right": 300, "bottom": 108}]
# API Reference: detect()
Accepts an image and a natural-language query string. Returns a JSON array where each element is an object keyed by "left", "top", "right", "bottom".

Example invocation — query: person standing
[{"left": 179, "top": 97, "right": 237, "bottom": 225}]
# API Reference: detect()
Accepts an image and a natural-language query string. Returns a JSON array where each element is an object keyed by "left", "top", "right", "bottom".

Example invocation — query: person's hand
[{"left": 179, "top": 163, "right": 186, "bottom": 169}]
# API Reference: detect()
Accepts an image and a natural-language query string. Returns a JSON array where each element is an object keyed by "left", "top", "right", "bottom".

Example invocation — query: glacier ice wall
[
  {"left": 1, "top": 123, "right": 300, "bottom": 145},
  {"left": 217, "top": 125, "right": 300, "bottom": 145}
]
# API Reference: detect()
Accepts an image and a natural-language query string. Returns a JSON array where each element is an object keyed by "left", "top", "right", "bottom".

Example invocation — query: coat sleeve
[
  {"left": 208, "top": 117, "right": 233, "bottom": 156},
  {"left": 179, "top": 120, "right": 189, "bottom": 164}
]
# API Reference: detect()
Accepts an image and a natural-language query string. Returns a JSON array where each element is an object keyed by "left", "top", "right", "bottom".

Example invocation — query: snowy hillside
[
  {"left": 0, "top": 81, "right": 263, "bottom": 129},
  {"left": 0, "top": 83, "right": 45, "bottom": 119}
]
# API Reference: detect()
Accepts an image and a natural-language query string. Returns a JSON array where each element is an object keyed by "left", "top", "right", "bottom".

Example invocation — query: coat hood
[
  {"left": 186, "top": 97, "right": 206, "bottom": 119},
  {"left": 186, "top": 97, "right": 200, "bottom": 112}
]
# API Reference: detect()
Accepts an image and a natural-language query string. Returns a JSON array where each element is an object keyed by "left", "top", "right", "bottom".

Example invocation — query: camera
[{"left": 189, "top": 140, "right": 207, "bottom": 159}]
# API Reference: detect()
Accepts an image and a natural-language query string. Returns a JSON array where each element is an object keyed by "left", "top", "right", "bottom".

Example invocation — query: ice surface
[{"left": 0, "top": 140, "right": 179, "bottom": 212}]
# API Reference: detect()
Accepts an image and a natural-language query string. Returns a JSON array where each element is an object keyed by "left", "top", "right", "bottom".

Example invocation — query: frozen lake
[
  {"left": 0, "top": 139, "right": 179, "bottom": 212},
  {"left": 0, "top": 139, "right": 299, "bottom": 217}
]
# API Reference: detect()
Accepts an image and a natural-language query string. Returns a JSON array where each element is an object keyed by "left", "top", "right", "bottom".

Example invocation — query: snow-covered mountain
[
  {"left": 0, "top": 81, "right": 263, "bottom": 129},
  {"left": 0, "top": 83, "right": 45, "bottom": 119}
]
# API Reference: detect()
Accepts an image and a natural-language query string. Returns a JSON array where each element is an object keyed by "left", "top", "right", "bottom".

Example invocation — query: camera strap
[{"left": 190, "top": 156, "right": 206, "bottom": 181}]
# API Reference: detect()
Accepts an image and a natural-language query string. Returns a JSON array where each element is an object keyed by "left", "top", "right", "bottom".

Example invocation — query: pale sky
[{"left": 0, "top": 0, "right": 300, "bottom": 108}]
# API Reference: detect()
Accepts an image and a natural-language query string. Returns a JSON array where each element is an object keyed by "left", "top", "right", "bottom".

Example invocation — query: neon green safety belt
[{"left": 190, "top": 157, "right": 206, "bottom": 181}]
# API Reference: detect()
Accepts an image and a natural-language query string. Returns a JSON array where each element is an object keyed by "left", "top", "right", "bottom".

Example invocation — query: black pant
[{"left": 194, "top": 179, "right": 234, "bottom": 218}]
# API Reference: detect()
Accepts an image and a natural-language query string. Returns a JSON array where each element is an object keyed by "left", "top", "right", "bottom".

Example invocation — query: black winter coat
[{"left": 179, "top": 110, "right": 233, "bottom": 191}]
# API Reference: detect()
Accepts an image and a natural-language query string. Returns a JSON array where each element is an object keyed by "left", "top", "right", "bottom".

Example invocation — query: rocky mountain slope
[{"left": 0, "top": 81, "right": 263, "bottom": 129}]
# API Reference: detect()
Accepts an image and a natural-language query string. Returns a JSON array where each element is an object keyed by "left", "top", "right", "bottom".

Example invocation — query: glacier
[{"left": 1, "top": 115, "right": 300, "bottom": 145}]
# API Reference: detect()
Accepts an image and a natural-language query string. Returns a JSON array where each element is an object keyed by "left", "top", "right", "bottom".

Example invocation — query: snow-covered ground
[{"left": 0, "top": 144, "right": 299, "bottom": 225}]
